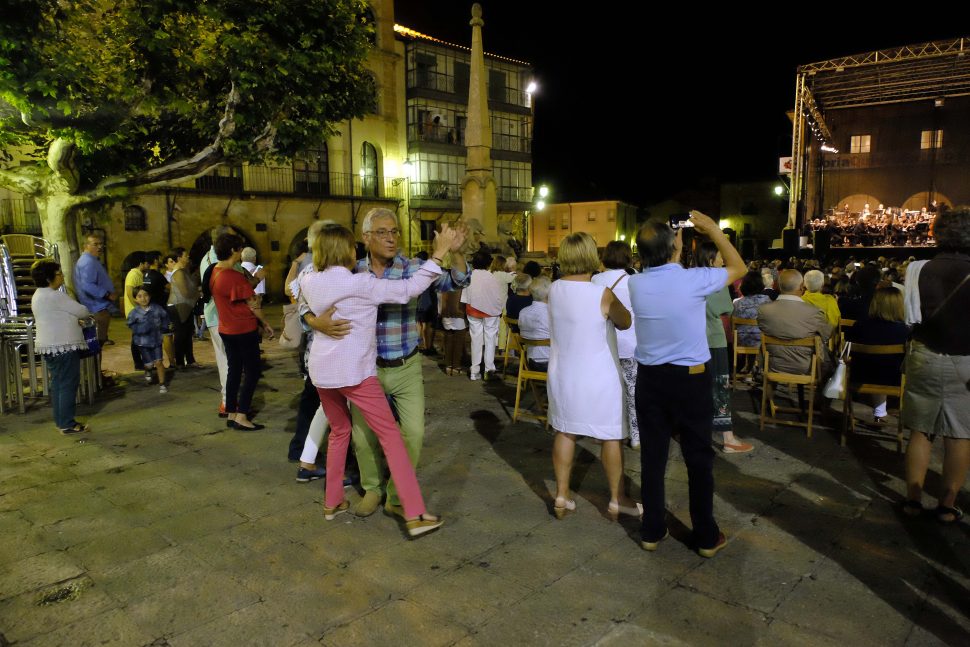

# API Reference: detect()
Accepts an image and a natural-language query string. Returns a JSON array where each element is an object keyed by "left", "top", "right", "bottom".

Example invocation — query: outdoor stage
[{"left": 764, "top": 243, "right": 937, "bottom": 264}]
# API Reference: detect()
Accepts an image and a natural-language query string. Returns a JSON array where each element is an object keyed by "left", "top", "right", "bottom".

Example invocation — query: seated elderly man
[
  {"left": 758, "top": 269, "right": 833, "bottom": 377},
  {"left": 517, "top": 276, "right": 551, "bottom": 370},
  {"left": 801, "top": 269, "right": 841, "bottom": 329}
]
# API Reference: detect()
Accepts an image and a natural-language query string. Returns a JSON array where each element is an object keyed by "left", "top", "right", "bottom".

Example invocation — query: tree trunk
[{"left": 35, "top": 192, "right": 81, "bottom": 294}]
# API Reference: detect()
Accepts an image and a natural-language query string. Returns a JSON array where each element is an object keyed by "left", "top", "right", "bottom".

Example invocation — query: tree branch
[
  {"left": 83, "top": 83, "right": 245, "bottom": 199},
  {"left": 0, "top": 164, "right": 45, "bottom": 196}
]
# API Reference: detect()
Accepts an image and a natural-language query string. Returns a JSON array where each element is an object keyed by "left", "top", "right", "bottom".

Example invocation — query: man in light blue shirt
[
  {"left": 629, "top": 211, "right": 746, "bottom": 557},
  {"left": 73, "top": 234, "right": 116, "bottom": 345}
]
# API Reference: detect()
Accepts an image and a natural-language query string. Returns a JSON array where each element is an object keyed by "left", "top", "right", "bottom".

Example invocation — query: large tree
[{"left": 0, "top": 0, "right": 375, "bottom": 286}]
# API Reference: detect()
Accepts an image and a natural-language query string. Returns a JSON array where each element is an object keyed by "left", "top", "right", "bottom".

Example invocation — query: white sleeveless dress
[{"left": 547, "top": 280, "right": 626, "bottom": 439}]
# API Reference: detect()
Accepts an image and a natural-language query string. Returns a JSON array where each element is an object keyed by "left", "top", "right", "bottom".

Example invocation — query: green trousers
[{"left": 351, "top": 353, "right": 425, "bottom": 506}]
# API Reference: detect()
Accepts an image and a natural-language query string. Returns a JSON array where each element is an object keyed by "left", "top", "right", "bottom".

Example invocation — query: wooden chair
[
  {"left": 841, "top": 343, "right": 906, "bottom": 452},
  {"left": 759, "top": 334, "right": 822, "bottom": 438},
  {"left": 513, "top": 338, "right": 549, "bottom": 426},
  {"left": 838, "top": 319, "right": 856, "bottom": 355},
  {"left": 731, "top": 316, "right": 760, "bottom": 385},
  {"left": 500, "top": 316, "right": 520, "bottom": 378}
]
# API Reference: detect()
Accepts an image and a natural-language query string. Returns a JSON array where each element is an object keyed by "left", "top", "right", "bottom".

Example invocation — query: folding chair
[
  {"left": 841, "top": 342, "right": 906, "bottom": 452},
  {"left": 501, "top": 316, "right": 520, "bottom": 379},
  {"left": 759, "top": 334, "right": 822, "bottom": 438},
  {"left": 838, "top": 319, "right": 856, "bottom": 355},
  {"left": 731, "top": 316, "right": 760, "bottom": 385},
  {"left": 513, "top": 338, "right": 549, "bottom": 426}
]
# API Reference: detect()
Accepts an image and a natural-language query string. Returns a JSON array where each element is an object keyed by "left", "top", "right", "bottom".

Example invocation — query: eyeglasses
[{"left": 368, "top": 228, "right": 399, "bottom": 239}]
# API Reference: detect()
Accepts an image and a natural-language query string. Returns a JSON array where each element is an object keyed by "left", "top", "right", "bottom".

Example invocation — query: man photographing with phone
[{"left": 629, "top": 210, "right": 746, "bottom": 557}]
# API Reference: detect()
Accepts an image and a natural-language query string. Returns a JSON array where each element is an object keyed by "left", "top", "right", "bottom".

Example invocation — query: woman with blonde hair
[
  {"left": 846, "top": 286, "right": 908, "bottom": 424},
  {"left": 548, "top": 232, "right": 641, "bottom": 520},
  {"left": 299, "top": 222, "right": 461, "bottom": 537}
]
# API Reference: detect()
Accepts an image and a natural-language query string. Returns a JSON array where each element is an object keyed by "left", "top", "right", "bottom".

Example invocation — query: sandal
[
  {"left": 60, "top": 423, "right": 90, "bottom": 435},
  {"left": 553, "top": 496, "right": 576, "bottom": 520},
  {"left": 406, "top": 514, "right": 444, "bottom": 538},
  {"left": 901, "top": 499, "right": 924, "bottom": 517},
  {"left": 607, "top": 500, "right": 643, "bottom": 521},
  {"left": 935, "top": 505, "right": 964, "bottom": 525}
]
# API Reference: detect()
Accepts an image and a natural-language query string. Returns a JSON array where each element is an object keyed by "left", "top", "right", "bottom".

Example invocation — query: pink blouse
[{"left": 299, "top": 262, "right": 442, "bottom": 388}]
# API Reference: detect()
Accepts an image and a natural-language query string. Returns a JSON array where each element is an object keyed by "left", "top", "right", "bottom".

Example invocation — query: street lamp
[
  {"left": 774, "top": 185, "right": 784, "bottom": 196},
  {"left": 538, "top": 185, "right": 549, "bottom": 199}
]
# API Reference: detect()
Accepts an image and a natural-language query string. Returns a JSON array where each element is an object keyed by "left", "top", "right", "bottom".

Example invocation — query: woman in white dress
[{"left": 548, "top": 232, "right": 641, "bottom": 520}]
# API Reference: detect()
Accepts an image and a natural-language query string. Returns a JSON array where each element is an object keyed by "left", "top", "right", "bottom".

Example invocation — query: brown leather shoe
[{"left": 354, "top": 490, "right": 382, "bottom": 517}]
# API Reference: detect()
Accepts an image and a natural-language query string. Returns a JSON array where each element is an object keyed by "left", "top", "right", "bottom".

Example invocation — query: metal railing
[
  {"left": 406, "top": 70, "right": 531, "bottom": 109},
  {"left": 408, "top": 124, "right": 465, "bottom": 146},
  {"left": 498, "top": 186, "right": 534, "bottom": 203},
  {"left": 492, "top": 133, "right": 532, "bottom": 154},
  {"left": 0, "top": 199, "right": 42, "bottom": 235},
  {"left": 822, "top": 149, "right": 970, "bottom": 169},
  {"left": 410, "top": 181, "right": 461, "bottom": 201},
  {"left": 194, "top": 167, "right": 404, "bottom": 200}
]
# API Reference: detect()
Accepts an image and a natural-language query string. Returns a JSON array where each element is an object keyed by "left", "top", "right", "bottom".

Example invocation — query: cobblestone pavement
[{"left": 1, "top": 305, "right": 968, "bottom": 646}]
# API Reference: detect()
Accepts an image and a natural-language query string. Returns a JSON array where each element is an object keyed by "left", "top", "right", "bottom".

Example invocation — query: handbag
[
  {"left": 79, "top": 321, "right": 101, "bottom": 358},
  {"left": 278, "top": 302, "right": 304, "bottom": 350},
  {"left": 823, "top": 341, "right": 850, "bottom": 399}
]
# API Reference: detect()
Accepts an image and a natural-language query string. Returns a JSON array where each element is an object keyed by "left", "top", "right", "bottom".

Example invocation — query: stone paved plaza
[{"left": 1, "top": 305, "right": 968, "bottom": 646}]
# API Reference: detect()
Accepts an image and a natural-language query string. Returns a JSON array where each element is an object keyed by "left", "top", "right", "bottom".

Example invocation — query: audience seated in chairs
[
  {"left": 517, "top": 276, "right": 551, "bottom": 371},
  {"left": 845, "top": 286, "right": 908, "bottom": 424},
  {"left": 504, "top": 273, "right": 533, "bottom": 331},
  {"left": 758, "top": 269, "right": 834, "bottom": 380},
  {"left": 732, "top": 270, "right": 771, "bottom": 378},
  {"left": 838, "top": 265, "right": 880, "bottom": 321},
  {"left": 802, "top": 269, "right": 841, "bottom": 330}
]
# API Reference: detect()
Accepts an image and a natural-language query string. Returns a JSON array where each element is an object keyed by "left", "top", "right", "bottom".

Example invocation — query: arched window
[
  {"left": 361, "top": 142, "right": 378, "bottom": 197},
  {"left": 293, "top": 146, "right": 329, "bottom": 196}
]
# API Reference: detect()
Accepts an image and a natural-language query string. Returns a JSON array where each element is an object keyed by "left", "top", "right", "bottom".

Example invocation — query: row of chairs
[{"left": 731, "top": 316, "right": 904, "bottom": 452}]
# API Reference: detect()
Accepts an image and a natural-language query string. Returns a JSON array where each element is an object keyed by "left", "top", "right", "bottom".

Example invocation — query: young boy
[{"left": 127, "top": 286, "right": 171, "bottom": 393}]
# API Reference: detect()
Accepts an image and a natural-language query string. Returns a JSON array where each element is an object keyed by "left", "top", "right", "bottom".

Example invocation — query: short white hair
[
  {"left": 361, "top": 208, "right": 397, "bottom": 233},
  {"left": 804, "top": 269, "right": 825, "bottom": 293},
  {"left": 529, "top": 276, "right": 551, "bottom": 302},
  {"left": 241, "top": 247, "right": 257, "bottom": 263}
]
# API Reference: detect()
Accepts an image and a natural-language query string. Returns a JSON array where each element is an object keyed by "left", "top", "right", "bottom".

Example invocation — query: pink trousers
[{"left": 316, "top": 377, "right": 426, "bottom": 518}]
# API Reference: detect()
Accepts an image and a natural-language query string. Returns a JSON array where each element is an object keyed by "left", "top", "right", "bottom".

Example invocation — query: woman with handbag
[
  {"left": 902, "top": 207, "right": 970, "bottom": 524},
  {"left": 30, "top": 260, "right": 92, "bottom": 434}
]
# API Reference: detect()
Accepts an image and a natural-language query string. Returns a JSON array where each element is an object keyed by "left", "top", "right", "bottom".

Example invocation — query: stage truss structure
[{"left": 788, "top": 37, "right": 970, "bottom": 228}]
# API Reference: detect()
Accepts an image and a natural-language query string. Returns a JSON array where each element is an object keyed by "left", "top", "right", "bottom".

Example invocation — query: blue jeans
[{"left": 45, "top": 351, "right": 81, "bottom": 429}]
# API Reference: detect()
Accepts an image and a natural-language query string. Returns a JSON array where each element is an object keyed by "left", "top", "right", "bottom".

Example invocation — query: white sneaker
[
  {"left": 469, "top": 373, "right": 481, "bottom": 381},
  {"left": 159, "top": 385, "right": 168, "bottom": 394}
]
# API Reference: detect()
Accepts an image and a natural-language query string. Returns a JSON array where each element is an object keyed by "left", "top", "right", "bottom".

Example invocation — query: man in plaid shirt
[{"left": 316, "top": 208, "right": 469, "bottom": 517}]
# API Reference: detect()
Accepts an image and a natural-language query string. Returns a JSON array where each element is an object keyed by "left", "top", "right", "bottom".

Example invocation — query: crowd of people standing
[{"left": 28, "top": 204, "right": 969, "bottom": 546}]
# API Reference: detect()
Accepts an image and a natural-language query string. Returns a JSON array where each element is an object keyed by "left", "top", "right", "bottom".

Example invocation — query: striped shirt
[{"left": 356, "top": 254, "right": 471, "bottom": 361}]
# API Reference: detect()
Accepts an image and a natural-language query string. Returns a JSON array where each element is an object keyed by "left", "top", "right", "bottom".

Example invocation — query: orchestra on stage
[{"left": 804, "top": 201, "right": 941, "bottom": 247}]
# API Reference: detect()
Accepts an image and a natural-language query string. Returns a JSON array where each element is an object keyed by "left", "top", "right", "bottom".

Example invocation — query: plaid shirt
[{"left": 356, "top": 253, "right": 470, "bottom": 361}]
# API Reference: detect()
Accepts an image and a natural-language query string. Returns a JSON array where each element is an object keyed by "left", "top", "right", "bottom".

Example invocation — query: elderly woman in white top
[
  {"left": 30, "top": 260, "right": 91, "bottom": 434},
  {"left": 591, "top": 241, "right": 639, "bottom": 448},
  {"left": 298, "top": 222, "right": 459, "bottom": 537}
]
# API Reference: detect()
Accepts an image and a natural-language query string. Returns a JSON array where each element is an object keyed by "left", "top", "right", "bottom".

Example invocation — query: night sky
[{"left": 393, "top": 1, "right": 960, "bottom": 207}]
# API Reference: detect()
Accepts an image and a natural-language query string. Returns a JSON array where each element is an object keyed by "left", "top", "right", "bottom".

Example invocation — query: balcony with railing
[
  {"left": 498, "top": 186, "right": 534, "bottom": 205},
  {"left": 408, "top": 123, "right": 465, "bottom": 147},
  {"left": 193, "top": 166, "right": 404, "bottom": 200},
  {"left": 0, "top": 198, "right": 42, "bottom": 235},
  {"left": 822, "top": 148, "right": 970, "bottom": 170},
  {"left": 410, "top": 181, "right": 461, "bottom": 203}
]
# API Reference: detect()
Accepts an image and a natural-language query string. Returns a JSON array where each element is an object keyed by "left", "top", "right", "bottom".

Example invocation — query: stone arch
[
  {"left": 834, "top": 193, "right": 882, "bottom": 214},
  {"left": 187, "top": 224, "right": 256, "bottom": 271},
  {"left": 902, "top": 190, "right": 953, "bottom": 212}
]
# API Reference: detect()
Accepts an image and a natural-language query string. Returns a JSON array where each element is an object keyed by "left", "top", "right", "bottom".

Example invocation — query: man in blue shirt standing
[
  {"left": 629, "top": 211, "right": 746, "bottom": 557},
  {"left": 73, "top": 234, "right": 116, "bottom": 346}
]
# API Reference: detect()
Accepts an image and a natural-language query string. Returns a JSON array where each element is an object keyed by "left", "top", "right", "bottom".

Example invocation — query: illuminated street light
[
  {"left": 536, "top": 200, "right": 546, "bottom": 211},
  {"left": 718, "top": 219, "right": 729, "bottom": 229},
  {"left": 774, "top": 185, "right": 784, "bottom": 196},
  {"left": 526, "top": 81, "right": 538, "bottom": 94},
  {"left": 538, "top": 185, "right": 549, "bottom": 198},
  {"left": 402, "top": 159, "right": 413, "bottom": 179}
]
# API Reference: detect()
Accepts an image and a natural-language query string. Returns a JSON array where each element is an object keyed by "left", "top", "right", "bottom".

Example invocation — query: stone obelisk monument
[{"left": 461, "top": 3, "right": 498, "bottom": 244}]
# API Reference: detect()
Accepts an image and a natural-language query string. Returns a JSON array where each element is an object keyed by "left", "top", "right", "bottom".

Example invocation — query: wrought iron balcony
[
  {"left": 410, "top": 181, "right": 461, "bottom": 202},
  {"left": 194, "top": 166, "right": 404, "bottom": 200}
]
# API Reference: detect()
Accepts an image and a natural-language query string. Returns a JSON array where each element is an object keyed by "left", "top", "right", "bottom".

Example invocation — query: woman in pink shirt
[{"left": 299, "top": 223, "right": 460, "bottom": 538}]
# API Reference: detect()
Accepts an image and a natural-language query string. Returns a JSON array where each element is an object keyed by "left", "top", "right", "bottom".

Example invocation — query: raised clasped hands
[{"left": 432, "top": 222, "right": 465, "bottom": 257}]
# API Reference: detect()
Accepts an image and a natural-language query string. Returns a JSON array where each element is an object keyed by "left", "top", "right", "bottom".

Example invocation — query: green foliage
[{"left": 0, "top": 0, "right": 376, "bottom": 191}]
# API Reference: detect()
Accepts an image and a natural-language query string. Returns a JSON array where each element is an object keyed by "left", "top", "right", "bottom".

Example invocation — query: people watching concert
[
  {"left": 546, "top": 232, "right": 639, "bottom": 522},
  {"left": 757, "top": 269, "right": 833, "bottom": 377},
  {"left": 901, "top": 206, "right": 970, "bottom": 525},
  {"left": 802, "top": 269, "right": 841, "bottom": 330},
  {"left": 517, "top": 276, "right": 551, "bottom": 370},
  {"left": 845, "top": 286, "right": 908, "bottom": 423}
]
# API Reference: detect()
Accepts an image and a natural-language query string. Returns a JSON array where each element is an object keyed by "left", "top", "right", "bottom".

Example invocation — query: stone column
[{"left": 461, "top": 3, "right": 498, "bottom": 244}]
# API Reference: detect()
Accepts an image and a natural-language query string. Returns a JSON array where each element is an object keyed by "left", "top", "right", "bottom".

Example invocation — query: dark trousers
[
  {"left": 636, "top": 362, "right": 719, "bottom": 548},
  {"left": 170, "top": 308, "right": 196, "bottom": 366},
  {"left": 46, "top": 351, "right": 80, "bottom": 429},
  {"left": 130, "top": 340, "right": 145, "bottom": 371},
  {"left": 289, "top": 374, "right": 321, "bottom": 461},
  {"left": 221, "top": 330, "right": 261, "bottom": 414}
]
